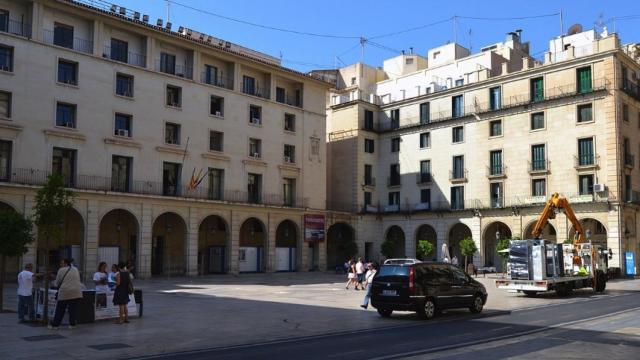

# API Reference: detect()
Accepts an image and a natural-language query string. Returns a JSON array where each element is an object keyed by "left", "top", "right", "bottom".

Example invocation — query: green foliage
[
  {"left": 496, "top": 238, "right": 511, "bottom": 260},
  {"left": 380, "top": 239, "right": 396, "bottom": 258},
  {"left": 340, "top": 240, "right": 359, "bottom": 259},
  {"left": 33, "top": 174, "right": 75, "bottom": 249},
  {"left": 416, "top": 240, "right": 434, "bottom": 261},
  {"left": 459, "top": 237, "right": 478, "bottom": 258},
  {"left": 0, "top": 211, "right": 33, "bottom": 257},
  {"left": 563, "top": 239, "right": 574, "bottom": 244}
]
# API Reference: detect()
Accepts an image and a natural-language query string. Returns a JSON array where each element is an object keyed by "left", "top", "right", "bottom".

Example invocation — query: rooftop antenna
[
  {"left": 166, "top": 0, "right": 171, "bottom": 23},
  {"left": 468, "top": 28, "right": 473, "bottom": 52},
  {"left": 359, "top": 36, "right": 367, "bottom": 63},
  {"left": 453, "top": 15, "right": 458, "bottom": 43}
]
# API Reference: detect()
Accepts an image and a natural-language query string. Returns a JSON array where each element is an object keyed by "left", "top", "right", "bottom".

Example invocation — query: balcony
[
  {"left": 3, "top": 168, "right": 309, "bottom": 208},
  {"left": 200, "top": 72, "right": 233, "bottom": 90},
  {"left": 326, "top": 201, "right": 358, "bottom": 213},
  {"left": 528, "top": 160, "right": 550, "bottom": 174},
  {"left": 625, "top": 153, "right": 635, "bottom": 168},
  {"left": 42, "top": 29, "right": 93, "bottom": 54},
  {"left": 490, "top": 197, "right": 504, "bottom": 208},
  {"left": 0, "top": 18, "right": 31, "bottom": 37},
  {"left": 449, "top": 169, "right": 468, "bottom": 183},
  {"left": 276, "top": 94, "right": 302, "bottom": 108},
  {"left": 574, "top": 154, "right": 599, "bottom": 170},
  {"left": 155, "top": 60, "right": 193, "bottom": 79},
  {"left": 103, "top": 46, "right": 146, "bottom": 67},
  {"left": 621, "top": 79, "right": 640, "bottom": 102},
  {"left": 416, "top": 173, "right": 432, "bottom": 184},
  {"left": 627, "top": 190, "right": 640, "bottom": 204},
  {"left": 243, "top": 85, "right": 270, "bottom": 100},
  {"left": 387, "top": 176, "right": 401, "bottom": 187},
  {"left": 363, "top": 177, "right": 376, "bottom": 187},
  {"left": 486, "top": 165, "right": 507, "bottom": 179}
]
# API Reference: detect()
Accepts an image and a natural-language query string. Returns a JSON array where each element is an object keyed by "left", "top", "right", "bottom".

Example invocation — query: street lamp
[{"left": 495, "top": 230, "right": 501, "bottom": 241}]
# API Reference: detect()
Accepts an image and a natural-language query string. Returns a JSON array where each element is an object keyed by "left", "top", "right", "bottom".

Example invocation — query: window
[
  {"left": 531, "top": 112, "right": 544, "bottom": 130},
  {"left": 452, "top": 126, "right": 464, "bottom": 143},
  {"left": 284, "top": 113, "right": 296, "bottom": 132},
  {"left": 451, "top": 186, "right": 464, "bottom": 210},
  {"left": 419, "top": 102, "right": 430, "bottom": 124},
  {"left": 531, "top": 144, "right": 546, "bottom": 171},
  {"left": 283, "top": 178, "right": 295, "bottom": 206},
  {"left": 391, "top": 137, "right": 400, "bottom": 152},
  {"left": 53, "top": 23, "right": 73, "bottom": 49},
  {"left": 578, "top": 137, "right": 594, "bottom": 165},
  {"left": 209, "top": 131, "right": 223, "bottom": 152},
  {"left": 490, "top": 182, "right": 503, "bottom": 208},
  {"left": 165, "top": 123, "right": 180, "bottom": 145},
  {"left": 114, "top": 113, "right": 132, "bottom": 137},
  {"left": 433, "top": 51, "right": 440, "bottom": 59},
  {"left": 284, "top": 144, "right": 295, "bottom": 163},
  {"left": 455, "top": 79, "right": 464, "bottom": 87},
  {"left": 364, "top": 164, "right": 373, "bottom": 185},
  {"left": 452, "top": 155, "right": 464, "bottom": 179},
  {"left": 0, "top": 91, "right": 10, "bottom": 118},
  {"left": 249, "top": 105, "right": 262, "bottom": 125},
  {"left": 249, "top": 138, "right": 261, "bottom": 158},
  {"left": 160, "top": 52, "right": 176, "bottom": 75},
  {"left": 276, "top": 87, "right": 285, "bottom": 103},
  {"left": 420, "top": 132, "right": 430, "bottom": 148},
  {"left": 162, "top": 162, "right": 181, "bottom": 196},
  {"left": 419, "top": 160, "right": 431, "bottom": 183},
  {"left": 110, "top": 38, "right": 128, "bottom": 63},
  {"left": 389, "top": 163, "right": 400, "bottom": 186},
  {"left": 111, "top": 155, "right": 131, "bottom": 192},
  {"left": 532, "top": 178, "right": 546, "bottom": 197},
  {"left": 623, "top": 103, "right": 629, "bottom": 122},
  {"left": 116, "top": 73, "right": 133, "bottom": 97},
  {"left": 57, "top": 60, "right": 77, "bottom": 85},
  {"left": 56, "top": 102, "right": 76, "bottom": 128},
  {"left": 247, "top": 173, "right": 262, "bottom": 203},
  {"left": 364, "top": 110, "right": 374, "bottom": 130},
  {"left": 490, "top": 150, "right": 502, "bottom": 175},
  {"left": 364, "top": 138, "right": 375, "bottom": 153},
  {"left": 364, "top": 191, "right": 372, "bottom": 207},
  {"left": 577, "top": 103, "right": 593, "bottom": 123},
  {"left": 166, "top": 85, "right": 181, "bottom": 107},
  {"left": 0, "top": 10, "right": 7, "bottom": 33},
  {"left": 420, "top": 188, "right": 431, "bottom": 205},
  {"left": 52, "top": 147, "right": 76, "bottom": 187},
  {"left": 390, "top": 109, "right": 400, "bottom": 128},
  {"left": 0, "top": 45, "right": 13, "bottom": 72},
  {"left": 489, "top": 86, "right": 501, "bottom": 110},
  {"left": 0, "top": 140, "right": 11, "bottom": 181},
  {"left": 242, "top": 75, "right": 256, "bottom": 96},
  {"left": 311, "top": 138, "right": 320, "bottom": 156},
  {"left": 388, "top": 191, "right": 400, "bottom": 206},
  {"left": 489, "top": 120, "right": 502, "bottom": 137},
  {"left": 530, "top": 77, "right": 544, "bottom": 102},
  {"left": 579, "top": 174, "right": 594, "bottom": 195},
  {"left": 452, "top": 95, "right": 464, "bottom": 118},
  {"left": 350, "top": 77, "right": 356, "bottom": 86},
  {"left": 210, "top": 95, "right": 224, "bottom": 116},
  {"left": 405, "top": 58, "right": 414, "bottom": 65},
  {"left": 577, "top": 67, "right": 592, "bottom": 93},
  {"left": 204, "top": 64, "right": 218, "bottom": 86},
  {"left": 208, "top": 168, "right": 224, "bottom": 200}
]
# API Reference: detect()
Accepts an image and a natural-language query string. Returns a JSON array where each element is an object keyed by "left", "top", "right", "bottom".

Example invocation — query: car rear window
[{"left": 377, "top": 265, "right": 410, "bottom": 277}]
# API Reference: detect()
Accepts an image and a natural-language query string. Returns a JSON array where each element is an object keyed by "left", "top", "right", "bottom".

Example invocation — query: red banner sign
[{"left": 304, "top": 214, "right": 325, "bottom": 242}]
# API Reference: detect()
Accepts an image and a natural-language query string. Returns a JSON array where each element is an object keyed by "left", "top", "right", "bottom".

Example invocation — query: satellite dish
[{"left": 568, "top": 23, "right": 583, "bottom": 35}]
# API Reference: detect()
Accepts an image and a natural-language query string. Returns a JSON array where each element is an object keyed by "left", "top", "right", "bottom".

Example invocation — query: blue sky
[{"left": 107, "top": 0, "right": 640, "bottom": 71}]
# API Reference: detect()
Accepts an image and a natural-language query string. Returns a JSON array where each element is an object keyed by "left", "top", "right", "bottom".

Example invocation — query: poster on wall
[{"left": 304, "top": 214, "right": 325, "bottom": 242}]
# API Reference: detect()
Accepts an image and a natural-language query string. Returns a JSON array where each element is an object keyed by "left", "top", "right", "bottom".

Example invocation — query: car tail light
[{"left": 409, "top": 266, "right": 415, "bottom": 294}]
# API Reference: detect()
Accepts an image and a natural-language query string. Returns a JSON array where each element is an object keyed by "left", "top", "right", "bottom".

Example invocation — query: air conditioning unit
[
  {"left": 252, "top": 152, "right": 260, "bottom": 158},
  {"left": 215, "top": 111, "right": 222, "bottom": 117},
  {"left": 63, "top": 121, "right": 74, "bottom": 128},
  {"left": 251, "top": 118, "right": 261, "bottom": 124},
  {"left": 593, "top": 184, "right": 606, "bottom": 192},
  {"left": 284, "top": 156, "right": 291, "bottom": 163},
  {"left": 116, "top": 129, "right": 129, "bottom": 137}
]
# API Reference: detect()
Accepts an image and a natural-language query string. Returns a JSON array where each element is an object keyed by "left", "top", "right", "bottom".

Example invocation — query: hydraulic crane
[{"left": 531, "top": 192, "right": 585, "bottom": 244}]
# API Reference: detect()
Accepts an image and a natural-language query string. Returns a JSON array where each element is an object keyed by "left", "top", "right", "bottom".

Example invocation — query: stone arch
[
  {"left": 326, "top": 222, "right": 355, "bottom": 271},
  {"left": 198, "top": 215, "right": 229, "bottom": 274},
  {"left": 415, "top": 224, "right": 437, "bottom": 261},
  {"left": 383, "top": 225, "right": 406, "bottom": 259},
  {"left": 37, "top": 207, "right": 85, "bottom": 272},
  {"left": 98, "top": 209, "right": 139, "bottom": 273},
  {"left": 523, "top": 221, "right": 557, "bottom": 242},
  {"left": 569, "top": 218, "right": 607, "bottom": 247},
  {"left": 275, "top": 219, "right": 298, "bottom": 272},
  {"left": 239, "top": 217, "right": 267, "bottom": 272},
  {"left": 447, "top": 223, "right": 472, "bottom": 264},
  {"left": 482, "top": 221, "right": 512, "bottom": 272},
  {"left": 151, "top": 212, "right": 187, "bottom": 276}
]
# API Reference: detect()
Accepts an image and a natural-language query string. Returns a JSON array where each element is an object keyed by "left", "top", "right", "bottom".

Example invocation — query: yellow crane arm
[{"left": 531, "top": 192, "right": 585, "bottom": 244}]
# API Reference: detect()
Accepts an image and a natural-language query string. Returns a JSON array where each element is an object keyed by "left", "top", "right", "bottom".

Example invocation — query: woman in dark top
[{"left": 113, "top": 262, "right": 132, "bottom": 324}]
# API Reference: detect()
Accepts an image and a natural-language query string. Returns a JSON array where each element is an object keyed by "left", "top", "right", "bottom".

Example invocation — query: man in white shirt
[
  {"left": 17, "top": 263, "right": 35, "bottom": 322},
  {"left": 355, "top": 258, "right": 365, "bottom": 290},
  {"left": 360, "top": 263, "right": 377, "bottom": 309}
]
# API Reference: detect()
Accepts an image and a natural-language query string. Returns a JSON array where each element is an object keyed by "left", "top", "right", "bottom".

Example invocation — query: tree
[
  {"left": 459, "top": 237, "right": 478, "bottom": 273},
  {"left": 0, "top": 210, "right": 33, "bottom": 312},
  {"left": 33, "top": 174, "right": 75, "bottom": 323},
  {"left": 496, "top": 238, "right": 511, "bottom": 274},
  {"left": 416, "top": 240, "right": 434, "bottom": 261},
  {"left": 380, "top": 239, "right": 396, "bottom": 259}
]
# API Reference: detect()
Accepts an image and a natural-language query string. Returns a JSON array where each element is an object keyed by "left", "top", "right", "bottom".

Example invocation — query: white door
[
  {"left": 239, "top": 247, "right": 258, "bottom": 272},
  {"left": 276, "top": 247, "right": 296, "bottom": 271},
  {"left": 98, "top": 247, "right": 120, "bottom": 268}
]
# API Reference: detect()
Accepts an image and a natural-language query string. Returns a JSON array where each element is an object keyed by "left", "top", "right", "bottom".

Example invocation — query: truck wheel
[
  {"left": 469, "top": 295, "right": 484, "bottom": 314},
  {"left": 418, "top": 298, "right": 437, "bottom": 319},
  {"left": 377, "top": 308, "right": 393, "bottom": 318},
  {"left": 523, "top": 291, "right": 537, "bottom": 297},
  {"left": 595, "top": 270, "right": 607, "bottom": 293}
]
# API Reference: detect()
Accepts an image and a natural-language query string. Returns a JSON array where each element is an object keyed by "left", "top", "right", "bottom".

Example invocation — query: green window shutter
[{"left": 578, "top": 68, "right": 592, "bottom": 93}]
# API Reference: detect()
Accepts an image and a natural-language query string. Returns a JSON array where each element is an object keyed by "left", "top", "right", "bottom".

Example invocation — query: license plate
[{"left": 382, "top": 290, "right": 398, "bottom": 296}]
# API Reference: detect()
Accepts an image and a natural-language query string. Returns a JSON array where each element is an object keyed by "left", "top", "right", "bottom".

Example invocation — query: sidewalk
[{"left": 1, "top": 272, "right": 638, "bottom": 360}]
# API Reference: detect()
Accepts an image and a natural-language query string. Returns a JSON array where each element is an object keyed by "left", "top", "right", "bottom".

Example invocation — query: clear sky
[{"left": 102, "top": 0, "right": 640, "bottom": 72}]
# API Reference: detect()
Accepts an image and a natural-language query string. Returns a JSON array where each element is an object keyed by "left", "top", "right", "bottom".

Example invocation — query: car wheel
[
  {"left": 469, "top": 295, "right": 484, "bottom": 314},
  {"left": 377, "top": 308, "right": 393, "bottom": 318},
  {"left": 418, "top": 298, "right": 437, "bottom": 319},
  {"left": 522, "top": 291, "right": 537, "bottom": 297}
]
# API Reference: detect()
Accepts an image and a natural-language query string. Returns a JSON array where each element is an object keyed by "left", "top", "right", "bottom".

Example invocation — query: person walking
[
  {"left": 49, "top": 259, "right": 83, "bottom": 330},
  {"left": 345, "top": 260, "right": 357, "bottom": 290},
  {"left": 93, "top": 262, "right": 109, "bottom": 293},
  {"left": 355, "top": 258, "right": 365, "bottom": 290},
  {"left": 113, "top": 262, "right": 133, "bottom": 324},
  {"left": 360, "top": 263, "right": 377, "bottom": 309},
  {"left": 17, "top": 263, "right": 36, "bottom": 323}
]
